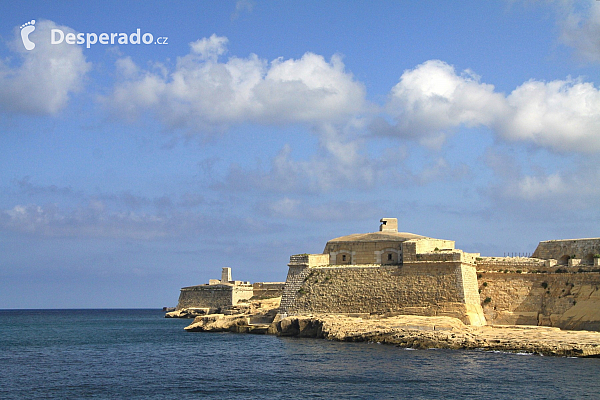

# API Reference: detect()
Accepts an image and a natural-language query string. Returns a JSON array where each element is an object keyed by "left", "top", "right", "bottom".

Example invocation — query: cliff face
[{"left": 478, "top": 272, "right": 600, "bottom": 331}]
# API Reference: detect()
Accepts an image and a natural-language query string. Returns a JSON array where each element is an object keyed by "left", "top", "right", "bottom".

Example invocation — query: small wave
[{"left": 487, "top": 350, "right": 535, "bottom": 356}]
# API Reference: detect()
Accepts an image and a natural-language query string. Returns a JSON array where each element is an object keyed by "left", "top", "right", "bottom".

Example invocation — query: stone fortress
[
  {"left": 172, "top": 217, "right": 600, "bottom": 332},
  {"left": 172, "top": 267, "right": 284, "bottom": 316},
  {"left": 280, "top": 218, "right": 486, "bottom": 326},
  {"left": 280, "top": 218, "right": 600, "bottom": 330}
]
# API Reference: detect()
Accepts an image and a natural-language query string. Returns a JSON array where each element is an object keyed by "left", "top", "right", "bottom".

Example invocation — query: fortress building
[
  {"left": 176, "top": 267, "right": 285, "bottom": 313},
  {"left": 172, "top": 220, "right": 600, "bottom": 331},
  {"left": 532, "top": 238, "right": 600, "bottom": 267},
  {"left": 279, "top": 218, "right": 487, "bottom": 326}
]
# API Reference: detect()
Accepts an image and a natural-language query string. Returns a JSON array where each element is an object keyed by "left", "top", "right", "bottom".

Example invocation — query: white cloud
[
  {"left": 0, "top": 202, "right": 169, "bottom": 239},
  {"left": 0, "top": 20, "right": 91, "bottom": 115},
  {"left": 106, "top": 36, "right": 366, "bottom": 133},
  {"left": 512, "top": 174, "right": 567, "bottom": 201},
  {"left": 216, "top": 124, "right": 472, "bottom": 195},
  {"left": 0, "top": 200, "right": 271, "bottom": 240},
  {"left": 484, "top": 149, "right": 600, "bottom": 212},
  {"left": 385, "top": 60, "right": 506, "bottom": 147},
  {"left": 189, "top": 34, "right": 229, "bottom": 61},
  {"left": 256, "top": 197, "right": 382, "bottom": 221},
  {"left": 497, "top": 78, "right": 600, "bottom": 153},
  {"left": 560, "top": 1, "right": 600, "bottom": 62},
  {"left": 216, "top": 123, "right": 380, "bottom": 194},
  {"left": 232, "top": 0, "right": 254, "bottom": 20},
  {"left": 384, "top": 60, "right": 600, "bottom": 153}
]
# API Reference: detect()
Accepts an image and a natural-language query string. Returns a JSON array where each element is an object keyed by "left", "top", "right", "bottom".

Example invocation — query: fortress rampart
[
  {"left": 175, "top": 267, "right": 283, "bottom": 311},
  {"left": 280, "top": 262, "right": 484, "bottom": 325},
  {"left": 474, "top": 237, "right": 600, "bottom": 330},
  {"left": 476, "top": 257, "right": 548, "bottom": 272},
  {"left": 177, "top": 284, "right": 253, "bottom": 310},
  {"left": 532, "top": 238, "right": 600, "bottom": 265},
  {"left": 280, "top": 219, "right": 485, "bottom": 326},
  {"left": 478, "top": 271, "right": 600, "bottom": 331}
]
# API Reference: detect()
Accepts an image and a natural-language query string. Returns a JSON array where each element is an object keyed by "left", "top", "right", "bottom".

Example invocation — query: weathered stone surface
[
  {"left": 272, "top": 314, "right": 600, "bottom": 357},
  {"left": 179, "top": 295, "right": 600, "bottom": 357},
  {"left": 183, "top": 297, "right": 280, "bottom": 332},
  {"left": 532, "top": 238, "right": 600, "bottom": 264},
  {"left": 165, "top": 308, "right": 215, "bottom": 318},
  {"left": 176, "top": 283, "right": 253, "bottom": 310},
  {"left": 184, "top": 314, "right": 247, "bottom": 332},
  {"left": 280, "top": 263, "right": 485, "bottom": 326},
  {"left": 478, "top": 272, "right": 600, "bottom": 330}
]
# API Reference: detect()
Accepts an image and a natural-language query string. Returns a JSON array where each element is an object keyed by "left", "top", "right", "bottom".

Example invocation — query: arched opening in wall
[
  {"left": 558, "top": 255, "right": 570, "bottom": 265},
  {"left": 583, "top": 253, "right": 595, "bottom": 265}
]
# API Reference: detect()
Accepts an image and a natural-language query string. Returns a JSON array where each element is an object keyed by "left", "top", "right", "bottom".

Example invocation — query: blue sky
[{"left": 1, "top": 1, "right": 599, "bottom": 308}]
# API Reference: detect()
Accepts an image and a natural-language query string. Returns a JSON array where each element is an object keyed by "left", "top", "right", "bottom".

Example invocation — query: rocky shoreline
[
  {"left": 176, "top": 298, "right": 600, "bottom": 358},
  {"left": 271, "top": 314, "right": 600, "bottom": 357}
]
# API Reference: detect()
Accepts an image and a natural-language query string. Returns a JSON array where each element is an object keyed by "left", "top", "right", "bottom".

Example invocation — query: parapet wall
[
  {"left": 476, "top": 256, "right": 600, "bottom": 273},
  {"left": 476, "top": 257, "right": 547, "bottom": 272},
  {"left": 252, "top": 282, "right": 285, "bottom": 299},
  {"left": 404, "top": 239, "right": 455, "bottom": 255},
  {"left": 478, "top": 272, "right": 600, "bottom": 331},
  {"left": 289, "top": 254, "right": 330, "bottom": 267},
  {"left": 280, "top": 261, "right": 485, "bottom": 325}
]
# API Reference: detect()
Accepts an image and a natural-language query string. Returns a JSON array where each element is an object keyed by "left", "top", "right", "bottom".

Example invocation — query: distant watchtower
[
  {"left": 221, "top": 267, "right": 232, "bottom": 283},
  {"left": 379, "top": 218, "right": 398, "bottom": 233}
]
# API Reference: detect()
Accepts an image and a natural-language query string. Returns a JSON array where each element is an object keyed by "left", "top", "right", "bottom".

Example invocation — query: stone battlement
[{"left": 288, "top": 253, "right": 330, "bottom": 267}]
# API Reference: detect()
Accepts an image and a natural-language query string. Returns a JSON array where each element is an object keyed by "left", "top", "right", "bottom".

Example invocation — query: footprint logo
[{"left": 20, "top": 20, "right": 36, "bottom": 51}]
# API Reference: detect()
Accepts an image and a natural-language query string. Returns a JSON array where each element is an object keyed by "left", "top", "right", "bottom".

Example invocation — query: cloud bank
[
  {"left": 384, "top": 60, "right": 600, "bottom": 153},
  {"left": 107, "top": 34, "right": 366, "bottom": 133}
]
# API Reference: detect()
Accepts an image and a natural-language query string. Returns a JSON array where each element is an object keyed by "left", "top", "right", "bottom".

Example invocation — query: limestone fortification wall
[
  {"left": 478, "top": 272, "right": 600, "bottom": 331},
  {"left": 176, "top": 284, "right": 253, "bottom": 310},
  {"left": 252, "top": 282, "right": 285, "bottom": 299},
  {"left": 532, "top": 238, "right": 600, "bottom": 264},
  {"left": 280, "top": 262, "right": 485, "bottom": 325},
  {"left": 402, "top": 239, "right": 455, "bottom": 257},
  {"left": 476, "top": 257, "right": 547, "bottom": 272},
  {"left": 476, "top": 256, "right": 600, "bottom": 273}
]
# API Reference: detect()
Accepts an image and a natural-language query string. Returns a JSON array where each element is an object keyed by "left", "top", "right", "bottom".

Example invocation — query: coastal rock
[
  {"left": 165, "top": 307, "right": 214, "bottom": 318},
  {"left": 184, "top": 314, "right": 248, "bottom": 332},
  {"left": 180, "top": 294, "right": 600, "bottom": 357},
  {"left": 183, "top": 297, "right": 281, "bottom": 332},
  {"left": 272, "top": 314, "right": 600, "bottom": 357}
]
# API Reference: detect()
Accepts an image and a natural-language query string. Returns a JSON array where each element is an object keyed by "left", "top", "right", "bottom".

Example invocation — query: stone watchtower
[
  {"left": 221, "top": 267, "right": 232, "bottom": 283},
  {"left": 379, "top": 218, "right": 398, "bottom": 232}
]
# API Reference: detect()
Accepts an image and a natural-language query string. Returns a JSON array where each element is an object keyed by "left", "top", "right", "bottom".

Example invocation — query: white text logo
[{"left": 51, "top": 28, "right": 168, "bottom": 49}]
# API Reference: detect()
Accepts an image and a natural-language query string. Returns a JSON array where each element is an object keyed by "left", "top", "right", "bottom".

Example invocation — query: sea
[{"left": 1, "top": 309, "right": 599, "bottom": 399}]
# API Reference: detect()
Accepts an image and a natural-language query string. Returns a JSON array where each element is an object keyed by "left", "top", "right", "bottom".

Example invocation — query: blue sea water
[{"left": 1, "top": 309, "right": 599, "bottom": 399}]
